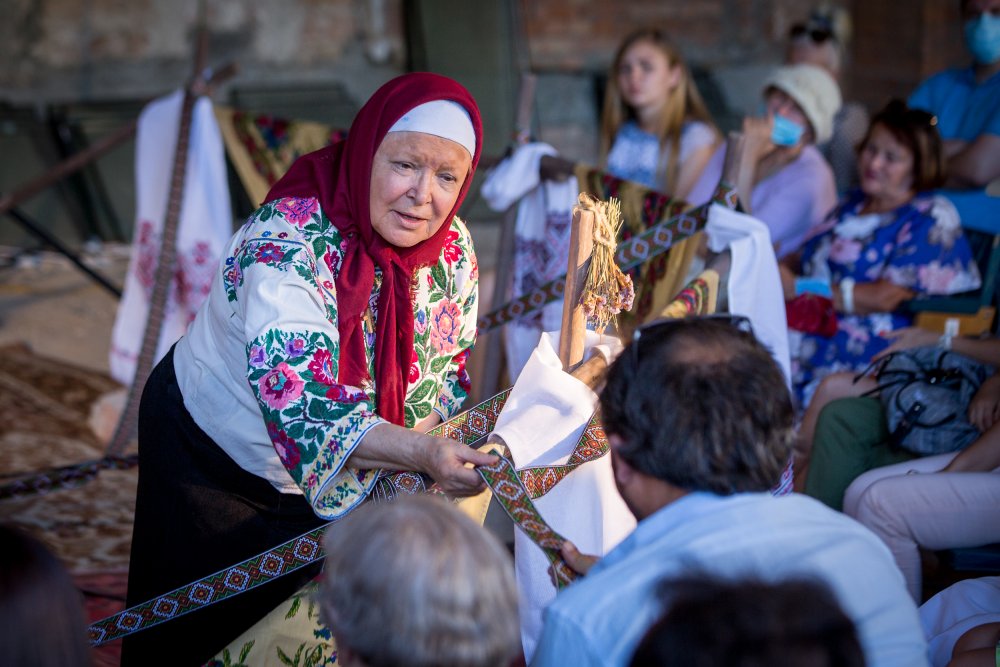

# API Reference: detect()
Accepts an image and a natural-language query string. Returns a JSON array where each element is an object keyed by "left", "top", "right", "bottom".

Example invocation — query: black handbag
[{"left": 864, "top": 346, "right": 993, "bottom": 455}]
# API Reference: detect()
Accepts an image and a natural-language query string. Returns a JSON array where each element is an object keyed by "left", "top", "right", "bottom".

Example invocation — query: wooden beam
[{"left": 558, "top": 205, "right": 594, "bottom": 370}]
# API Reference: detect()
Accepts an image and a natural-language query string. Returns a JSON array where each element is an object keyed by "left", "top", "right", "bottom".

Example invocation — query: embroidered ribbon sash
[
  {"left": 476, "top": 181, "right": 737, "bottom": 332},
  {"left": 86, "top": 389, "right": 603, "bottom": 645}
]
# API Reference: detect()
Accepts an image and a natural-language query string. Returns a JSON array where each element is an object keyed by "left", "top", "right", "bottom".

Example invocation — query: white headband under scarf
[{"left": 387, "top": 100, "right": 476, "bottom": 157}]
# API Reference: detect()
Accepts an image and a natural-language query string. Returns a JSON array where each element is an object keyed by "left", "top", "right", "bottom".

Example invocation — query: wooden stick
[
  {"left": 558, "top": 206, "right": 594, "bottom": 370},
  {"left": 0, "top": 122, "right": 138, "bottom": 217},
  {"left": 0, "top": 64, "right": 237, "bottom": 218},
  {"left": 721, "top": 130, "right": 752, "bottom": 213},
  {"left": 478, "top": 204, "right": 518, "bottom": 396},
  {"left": 478, "top": 70, "right": 540, "bottom": 400},
  {"left": 513, "top": 72, "right": 537, "bottom": 144}
]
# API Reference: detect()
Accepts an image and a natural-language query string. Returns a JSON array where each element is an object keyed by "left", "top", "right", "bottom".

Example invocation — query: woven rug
[
  {"left": 0, "top": 342, "right": 136, "bottom": 572},
  {"left": 0, "top": 343, "right": 135, "bottom": 665}
]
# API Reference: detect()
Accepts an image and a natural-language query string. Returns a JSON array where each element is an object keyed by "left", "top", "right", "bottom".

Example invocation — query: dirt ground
[{"left": 0, "top": 245, "right": 131, "bottom": 374}]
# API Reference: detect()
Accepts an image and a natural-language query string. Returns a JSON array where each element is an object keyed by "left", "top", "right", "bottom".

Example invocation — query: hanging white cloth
[
  {"left": 704, "top": 203, "right": 792, "bottom": 383},
  {"left": 489, "top": 330, "right": 635, "bottom": 662},
  {"left": 481, "top": 143, "right": 579, "bottom": 381},
  {"left": 109, "top": 90, "right": 233, "bottom": 386}
]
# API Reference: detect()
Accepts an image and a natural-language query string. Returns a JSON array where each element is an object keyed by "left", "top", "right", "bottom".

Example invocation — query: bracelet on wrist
[
  {"left": 839, "top": 278, "right": 856, "bottom": 314},
  {"left": 939, "top": 318, "right": 960, "bottom": 351}
]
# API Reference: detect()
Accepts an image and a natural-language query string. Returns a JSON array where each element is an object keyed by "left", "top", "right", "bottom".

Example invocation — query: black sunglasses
[
  {"left": 789, "top": 24, "right": 834, "bottom": 43},
  {"left": 630, "top": 314, "right": 754, "bottom": 368},
  {"left": 884, "top": 99, "right": 938, "bottom": 128}
]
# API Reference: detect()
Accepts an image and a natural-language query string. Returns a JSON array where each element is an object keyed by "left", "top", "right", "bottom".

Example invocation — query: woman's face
[
  {"left": 369, "top": 131, "right": 472, "bottom": 248},
  {"left": 858, "top": 123, "right": 915, "bottom": 202},
  {"left": 763, "top": 88, "right": 813, "bottom": 143},
  {"left": 617, "top": 40, "right": 681, "bottom": 114}
]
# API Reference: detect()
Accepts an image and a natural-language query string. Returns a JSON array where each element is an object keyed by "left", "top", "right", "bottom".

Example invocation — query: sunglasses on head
[
  {"left": 629, "top": 314, "right": 754, "bottom": 368},
  {"left": 884, "top": 99, "right": 938, "bottom": 128},
  {"left": 789, "top": 23, "right": 834, "bottom": 43}
]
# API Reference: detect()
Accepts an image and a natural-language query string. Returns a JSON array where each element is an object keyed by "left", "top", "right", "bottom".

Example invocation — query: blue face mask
[
  {"left": 772, "top": 113, "right": 805, "bottom": 146},
  {"left": 965, "top": 13, "right": 1000, "bottom": 65}
]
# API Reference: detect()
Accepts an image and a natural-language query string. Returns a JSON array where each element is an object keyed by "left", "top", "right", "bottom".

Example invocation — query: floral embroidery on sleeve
[
  {"left": 231, "top": 200, "right": 383, "bottom": 518},
  {"left": 227, "top": 201, "right": 479, "bottom": 519},
  {"left": 248, "top": 329, "right": 383, "bottom": 517}
]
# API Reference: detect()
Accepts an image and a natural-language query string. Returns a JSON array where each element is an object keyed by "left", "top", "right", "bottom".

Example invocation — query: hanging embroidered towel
[
  {"left": 489, "top": 330, "right": 635, "bottom": 661},
  {"left": 481, "top": 143, "right": 579, "bottom": 380},
  {"left": 109, "top": 90, "right": 233, "bottom": 386}
]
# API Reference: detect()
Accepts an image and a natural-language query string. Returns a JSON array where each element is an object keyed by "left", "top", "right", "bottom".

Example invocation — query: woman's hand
[
  {"left": 851, "top": 280, "right": 915, "bottom": 315},
  {"left": 421, "top": 436, "right": 497, "bottom": 497},
  {"left": 969, "top": 375, "right": 1000, "bottom": 433},
  {"left": 943, "top": 416, "right": 1000, "bottom": 472},
  {"left": 779, "top": 264, "right": 798, "bottom": 301},
  {"left": 742, "top": 115, "right": 776, "bottom": 163},
  {"left": 350, "top": 423, "right": 496, "bottom": 497},
  {"left": 872, "top": 327, "right": 939, "bottom": 361}
]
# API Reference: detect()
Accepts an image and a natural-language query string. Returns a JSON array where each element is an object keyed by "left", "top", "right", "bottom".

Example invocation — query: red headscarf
[{"left": 264, "top": 73, "right": 483, "bottom": 426}]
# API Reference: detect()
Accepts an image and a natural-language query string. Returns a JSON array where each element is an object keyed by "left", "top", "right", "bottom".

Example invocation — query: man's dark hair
[
  {"left": 630, "top": 574, "right": 866, "bottom": 667},
  {"left": 599, "top": 317, "right": 793, "bottom": 494}
]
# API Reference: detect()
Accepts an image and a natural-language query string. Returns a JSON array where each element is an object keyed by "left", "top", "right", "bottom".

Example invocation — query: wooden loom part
[
  {"left": 104, "top": 16, "right": 210, "bottom": 456},
  {"left": 558, "top": 205, "right": 595, "bottom": 370}
]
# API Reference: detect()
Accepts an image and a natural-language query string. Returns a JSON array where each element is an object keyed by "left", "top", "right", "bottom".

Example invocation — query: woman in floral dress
[
  {"left": 781, "top": 101, "right": 982, "bottom": 492},
  {"left": 784, "top": 101, "right": 982, "bottom": 410},
  {"left": 122, "top": 73, "right": 492, "bottom": 666}
]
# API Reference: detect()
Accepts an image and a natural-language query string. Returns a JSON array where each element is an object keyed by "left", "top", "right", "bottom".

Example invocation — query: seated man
[
  {"left": 530, "top": 317, "right": 927, "bottom": 667},
  {"left": 908, "top": 0, "right": 1000, "bottom": 231}
]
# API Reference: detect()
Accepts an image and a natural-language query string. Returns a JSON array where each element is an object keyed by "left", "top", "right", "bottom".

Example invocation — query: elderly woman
[
  {"left": 321, "top": 496, "right": 520, "bottom": 667},
  {"left": 783, "top": 101, "right": 982, "bottom": 411},
  {"left": 122, "top": 73, "right": 494, "bottom": 666},
  {"left": 688, "top": 63, "right": 841, "bottom": 258}
]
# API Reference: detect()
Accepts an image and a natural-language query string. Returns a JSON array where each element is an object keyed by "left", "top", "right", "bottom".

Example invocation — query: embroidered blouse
[
  {"left": 173, "top": 196, "right": 478, "bottom": 519},
  {"left": 606, "top": 120, "right": 716, "bottom": 191}
]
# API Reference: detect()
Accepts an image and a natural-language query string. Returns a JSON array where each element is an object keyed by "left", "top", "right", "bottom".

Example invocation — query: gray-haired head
[{"left": 320, "top": 495, "right": 519, "bottom": 667}]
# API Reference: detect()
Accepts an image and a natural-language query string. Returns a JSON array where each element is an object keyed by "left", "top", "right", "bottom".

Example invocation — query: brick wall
[
  {"left": 0, "top": 0, "right": 973, "bottom": 247},
  {"left": 849, "top": 0, "right": 966, "bottom": 111},
  {"left": 0, "top": 0, "right": 407, "bottom": 108},
  {"left": 523, "top": 0, "right": 804, "bottom": 70}
]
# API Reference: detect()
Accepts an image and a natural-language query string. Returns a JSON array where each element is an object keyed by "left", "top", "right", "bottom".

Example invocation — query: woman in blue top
[
  {"left": 782, "top": 101, "right": 982, "bottom": 410},
  {"left": 600, "top": 28, "right": 720, "bottom": 200}
]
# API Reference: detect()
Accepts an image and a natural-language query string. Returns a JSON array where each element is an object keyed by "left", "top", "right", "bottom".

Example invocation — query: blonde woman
[{"left": 601, "top": 28, "right": 720, "bottom": 200}]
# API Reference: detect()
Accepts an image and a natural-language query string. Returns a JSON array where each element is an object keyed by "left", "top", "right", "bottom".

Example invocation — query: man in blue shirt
[
  {"left": 530, "top": 318, "right": 927, "bottom": 667},
  {"left": 909, "top": 0, "right": 1000, "bottom": 232}
]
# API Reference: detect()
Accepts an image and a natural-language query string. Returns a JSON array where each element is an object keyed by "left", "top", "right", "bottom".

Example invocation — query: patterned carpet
[{"left": 0, "top": 343, "right": 134, "bottom": 666}]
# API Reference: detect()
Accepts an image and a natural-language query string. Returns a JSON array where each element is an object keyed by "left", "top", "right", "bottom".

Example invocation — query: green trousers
[{"left": 804, "top": 396, "right": 917, "bottom": 511}]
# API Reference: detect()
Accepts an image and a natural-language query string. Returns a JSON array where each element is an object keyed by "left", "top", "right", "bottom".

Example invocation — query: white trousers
[{"left": 843, "top": 453, "right": 1000, "bottom": 601}]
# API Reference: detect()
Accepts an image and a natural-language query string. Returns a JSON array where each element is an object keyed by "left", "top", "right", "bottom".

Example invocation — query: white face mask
[{"left": 965, "top": 13, "right": 1000, "bottom": 65}]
